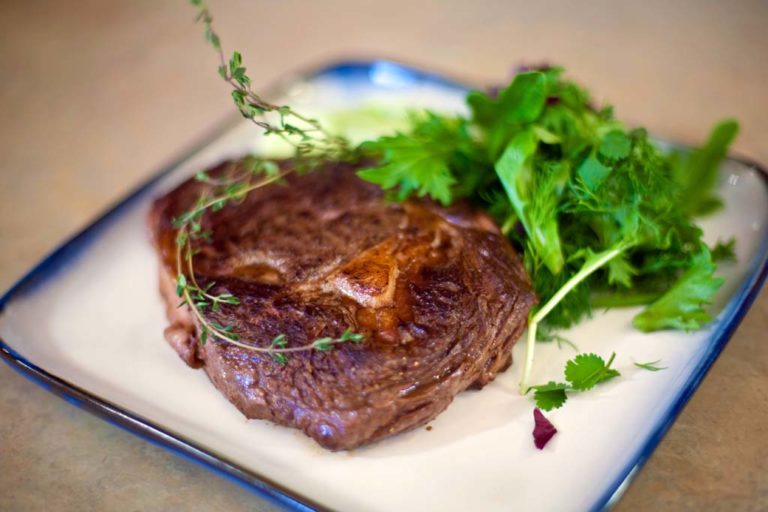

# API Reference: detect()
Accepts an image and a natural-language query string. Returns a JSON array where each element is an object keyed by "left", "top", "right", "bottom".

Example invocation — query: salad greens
[{"left": 359, "top": 67, "right": 737, "bottom": 390}]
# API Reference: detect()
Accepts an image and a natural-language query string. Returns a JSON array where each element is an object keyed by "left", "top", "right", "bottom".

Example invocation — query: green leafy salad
[{"left": 356, "top": 67, "right": 738, "bottom": 394}]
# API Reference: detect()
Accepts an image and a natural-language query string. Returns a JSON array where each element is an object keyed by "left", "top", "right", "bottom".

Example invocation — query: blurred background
[{"left": 0, "top": 1, "right": 766, "bottom": 510}]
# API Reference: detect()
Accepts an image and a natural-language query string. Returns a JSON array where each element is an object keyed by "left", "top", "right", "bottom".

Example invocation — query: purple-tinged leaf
[{"left": 533, "top": 408, "right": 558, "bottom": 450}]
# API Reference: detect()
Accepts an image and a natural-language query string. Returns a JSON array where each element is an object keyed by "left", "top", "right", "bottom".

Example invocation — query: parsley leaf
[
  {"left": 633, "top": 247, "right": 724, "bottom": 332},
  {"left": 358, "top": 135, "right": 453, "bottom": 204},
  {"left": 358, "top": 113, "right": 479, "bottom": 205},
  {"left": 564, "top": 352, "right": 620, "bottom": 391}
]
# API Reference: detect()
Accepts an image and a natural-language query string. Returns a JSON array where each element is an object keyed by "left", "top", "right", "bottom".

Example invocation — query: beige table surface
[{"left": 1, "top": 1, "right": 767, "bottom": 510}]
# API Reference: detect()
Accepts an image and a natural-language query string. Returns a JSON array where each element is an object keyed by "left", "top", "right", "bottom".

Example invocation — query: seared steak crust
[{"left": 149, "top": 158, "right": 536, "bottom": 450}]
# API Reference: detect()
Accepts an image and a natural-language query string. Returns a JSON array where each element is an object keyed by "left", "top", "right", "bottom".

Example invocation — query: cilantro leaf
[
  {"left": 529, "top": 381, "right": 569, "bottom": 411},
  {"left": 673, "top": 119, "right": 739, "bottom": 216},
  {"left": 633, "top": 247, "right": 724, "bottom": 332},
  {"left": 527, "top": 352, "right": 621, "bottom": 410},
  {"left": 564, "top": 352, "right": 620, "bottom": 391}
]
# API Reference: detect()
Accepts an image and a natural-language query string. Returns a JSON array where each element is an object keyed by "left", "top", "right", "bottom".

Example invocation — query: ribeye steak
[{"left": 149, "top": 158, "right": 536, "bottom": 450}]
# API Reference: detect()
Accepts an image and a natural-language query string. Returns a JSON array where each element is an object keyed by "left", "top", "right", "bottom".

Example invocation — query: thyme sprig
[
  {"left": 172, "top": 168, "right": 365, "bottom": 362},
  {"left": 190, "top": 0, "right": 348, "bottom": 164},
  {"left": 170, "top": 2, "right": 363, "bottom": 362}
]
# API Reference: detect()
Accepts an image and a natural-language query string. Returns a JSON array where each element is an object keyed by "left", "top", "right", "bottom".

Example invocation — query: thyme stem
[
  {"left": 173, "top": 1, "right": 362, "bottom": 364},
  {"left": 190, "top": 0, "right": 347, "bottom": 159}
]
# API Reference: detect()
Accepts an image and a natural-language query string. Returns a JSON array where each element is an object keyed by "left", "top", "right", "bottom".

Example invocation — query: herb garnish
[
  {"left": 634, "top": 360, "right": 667, "bottom": 372},
  {"left": 189, "top": 0, "right": 348, "bottom": 164},
  {"left": 175, "top": 1, "right": 363, "bottom": 361},
  {"left": 528, "top": 353, "right": 621, "bottom": 411}
]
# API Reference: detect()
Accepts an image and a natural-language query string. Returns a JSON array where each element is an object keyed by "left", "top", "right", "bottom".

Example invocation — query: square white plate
[{"left": 1, "top": 61, "right": 767, "bottom": 512}]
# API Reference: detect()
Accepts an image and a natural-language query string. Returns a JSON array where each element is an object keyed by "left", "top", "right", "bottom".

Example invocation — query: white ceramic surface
[{"left": 1, "top": 63, "right": 766, "bottom": 512}]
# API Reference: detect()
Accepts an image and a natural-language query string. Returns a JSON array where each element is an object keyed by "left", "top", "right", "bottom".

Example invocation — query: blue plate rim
[{"left": 0, "top": 58, "right": 766, "bottom": 512}]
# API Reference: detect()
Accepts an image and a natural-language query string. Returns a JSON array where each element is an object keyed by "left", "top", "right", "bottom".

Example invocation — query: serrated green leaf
[
  {"left": 530, "top": 381, "right": 569, "bottom": 411},
  {"left": 564, "top": 353, "right": 620, "bottom": 391},
  {"left": 358, "top": 113, "right": 466, "bottom": 205}
]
